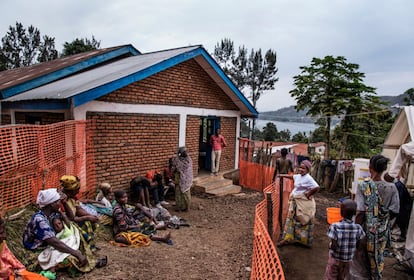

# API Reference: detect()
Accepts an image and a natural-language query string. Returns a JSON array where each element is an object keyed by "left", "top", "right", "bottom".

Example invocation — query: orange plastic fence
[
  {"left": 249, "top": 179, "right": 293, "bottom": 279},
  {"left": 0, "top": 120, "right": 96, "bottom": 212},
  {"left": 239, "top": 138, "right": 297, "bottom": 279},
  {"left": 239, "top": 138, "right": 276, "bottom": 191}
]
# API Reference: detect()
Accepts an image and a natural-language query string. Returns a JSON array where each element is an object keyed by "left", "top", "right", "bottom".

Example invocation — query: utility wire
[{"left": 261, "top": 108, "right": 394, "bottom": 122}]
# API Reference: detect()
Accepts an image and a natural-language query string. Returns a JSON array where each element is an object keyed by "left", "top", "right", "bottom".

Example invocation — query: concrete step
[
  {"left": 193, "top": 174, "right": 240, "bottom": 196},
  {"left": 206, "top": 184, "right": 242, "bottom": 196},
  {"left": 194, "top": 176, "right": 233, "bottom": 192}
]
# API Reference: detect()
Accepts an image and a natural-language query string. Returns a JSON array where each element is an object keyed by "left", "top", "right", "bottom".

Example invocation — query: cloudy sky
[{"left": 2, "top": 0, "right": 413, "bottom": 112}]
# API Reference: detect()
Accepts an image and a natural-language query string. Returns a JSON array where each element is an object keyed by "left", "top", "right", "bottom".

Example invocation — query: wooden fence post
[
  {"left": 266, "top": 192, "right": 273, "bottom": 241},
  {"left": 279, "top": 178, "right": 284, "bottom": 231}
]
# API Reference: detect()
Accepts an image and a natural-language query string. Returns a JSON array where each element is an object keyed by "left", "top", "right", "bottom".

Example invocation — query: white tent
[
  {"left": 382, "top": 106, "right": 414, "bottom": 188},
  {"left": 382, "top": 106, "right": 414, "bottom": 271}
]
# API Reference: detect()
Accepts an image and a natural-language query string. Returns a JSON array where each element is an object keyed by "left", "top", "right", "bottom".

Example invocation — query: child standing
[{"left": 324, "top": 199, "right": 365, "bottom": 280}]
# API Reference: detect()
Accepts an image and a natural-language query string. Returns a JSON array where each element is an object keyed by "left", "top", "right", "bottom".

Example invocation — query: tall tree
[
  {"left": 38, "top": 35, "right": 59, "bottom": 62},
  {"left": 277, "top": 129, "right": 291, "bottom": 142},
  {"left": 61, "top": 36, "right": 101, "bottom": 57},
  {"left": 0, "top": 22, "right": 58, "bottom": 70},
  {"left": 403, "top": 88, "right": 414, "bottom": 105},
  {"left": 292, "top": 132, "right": 308, "bottom": 143},
  {"left": 290, "top": 55, "right": 377, "bottom": 159},
  {"left": 262, "top": 122, "right": 278, "bottom": 141},
  {"left": 213, "top": 39, "right": 278, "bottom": 138}
]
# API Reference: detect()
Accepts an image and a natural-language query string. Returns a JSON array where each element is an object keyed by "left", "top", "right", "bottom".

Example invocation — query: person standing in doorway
[{"left": 210, "top": 128, "right": 227, "bottom": 176}]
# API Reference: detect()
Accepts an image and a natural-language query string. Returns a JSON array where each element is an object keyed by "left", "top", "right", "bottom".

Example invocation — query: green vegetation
[{"left": 0, "top": 22, "right": 100, "bottom": 70}]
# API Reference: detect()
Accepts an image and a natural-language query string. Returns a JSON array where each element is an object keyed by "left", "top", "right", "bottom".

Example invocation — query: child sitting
[
  {"left": 51, "top": 213, "right": 73, "bottom": 239},
  {"left": 78, "top": 182, "right": 114, "bottom": 225},
  {"left": 324, "top": 199, "right": 365, "bottom": 280},
  {"left": 96, "top": 182, "right": 115, "bottom": 209},
  {"left": 38, "top": 213, "right": 81, "bottom": 272},
  {"left": 112, "top": 190, "right": 171, "bottom": 246}
]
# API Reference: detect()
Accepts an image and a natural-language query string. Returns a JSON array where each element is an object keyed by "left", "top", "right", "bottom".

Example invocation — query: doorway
[{"left": 199, "top": 117, "right": 220, "bottom": 172}]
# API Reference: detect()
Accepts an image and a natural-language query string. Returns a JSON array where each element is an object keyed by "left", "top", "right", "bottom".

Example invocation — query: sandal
[
  {"left": 96, "top": 256, "right": 108, "bottom": 268},
  {"left": 179, "top": 218, "right": 190, "bottom": 227},
  {"left": 40, "top": 270, "right": 56, "bottom": 280}
]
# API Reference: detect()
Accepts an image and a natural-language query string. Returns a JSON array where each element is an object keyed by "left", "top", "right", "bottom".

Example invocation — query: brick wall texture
[{"left": 88, "top": 59, "right": 239, "bottom": 191}]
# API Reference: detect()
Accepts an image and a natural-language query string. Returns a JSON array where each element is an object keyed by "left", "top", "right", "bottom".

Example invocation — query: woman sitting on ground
[
  {"left": 37, "top": 211, "right": 108, "bottom": 276},
  {"left": 22, "top": 188, "right": 97, "bottom": 275},
  {"left": 59, "top": 175, "right": 100, "bottom": 249},
  {"left": 112, "top": 190, "right": 171, "bottom": 246}
]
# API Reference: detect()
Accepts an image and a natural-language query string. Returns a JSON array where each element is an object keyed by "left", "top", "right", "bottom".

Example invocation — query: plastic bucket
[{"left": 326, "top": 207, "right": 342, "bottom": 224}]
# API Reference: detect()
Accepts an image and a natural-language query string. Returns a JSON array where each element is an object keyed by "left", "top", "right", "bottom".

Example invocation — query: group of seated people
[{"left": 1, "top": 147, "right": 194, "bottom": 279}]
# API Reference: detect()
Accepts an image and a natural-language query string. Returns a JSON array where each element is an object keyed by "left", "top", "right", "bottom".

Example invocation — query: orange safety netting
[
  {"left": 0, "top": 120, "right": 96, "bottom": 212},
  {"left": 239, "top": 138, "right": 275, "bottom": 191},
  {"left": 249, "top": 179, "right": 293, "bottom": 280},
  {"left": 239, "top": 138, "right": 296, "bottom": 279}
]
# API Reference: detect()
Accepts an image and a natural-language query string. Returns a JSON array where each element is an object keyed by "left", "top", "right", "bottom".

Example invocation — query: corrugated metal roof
[
  {"left": 0, "top": 45, "right": 140, "bottom": 97},
  {"left": 3, "top": 46, "right": 200, "bottom": 102},
  {"left": 2, "top": 45, "right": 258, "bottom": 117}
]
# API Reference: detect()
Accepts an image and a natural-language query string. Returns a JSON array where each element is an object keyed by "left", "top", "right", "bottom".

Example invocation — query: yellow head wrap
[{"left": 60, "top": 175, "right": 80, "bottom": 190}]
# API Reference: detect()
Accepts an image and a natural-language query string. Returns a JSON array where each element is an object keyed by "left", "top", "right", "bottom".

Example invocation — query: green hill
[{"left": 259, "top": 94, "right": 409, "bottom": 123}]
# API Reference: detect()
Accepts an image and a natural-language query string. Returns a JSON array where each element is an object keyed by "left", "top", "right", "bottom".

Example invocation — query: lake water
[{"left": 256, "top": 119, "right": 317, "bottom": 136}]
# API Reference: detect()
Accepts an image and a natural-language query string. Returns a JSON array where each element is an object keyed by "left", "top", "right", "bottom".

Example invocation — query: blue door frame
[{"left": 199, "top": 116, "right": 220, "bottom": 171}]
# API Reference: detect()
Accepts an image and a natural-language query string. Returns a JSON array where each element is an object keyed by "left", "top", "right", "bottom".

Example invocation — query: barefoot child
[{"left": 324, "top": 199, "right": 365, "bottom": 280}]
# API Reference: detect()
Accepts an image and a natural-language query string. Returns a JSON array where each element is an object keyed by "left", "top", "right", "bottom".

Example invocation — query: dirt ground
[{"left": 53, "top": 189, "right": 413, "bottom": 280}]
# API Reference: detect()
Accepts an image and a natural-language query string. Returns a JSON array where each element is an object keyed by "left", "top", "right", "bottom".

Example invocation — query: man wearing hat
[{"left": 22, "top": 188, "right": 88, "bottom": 270}]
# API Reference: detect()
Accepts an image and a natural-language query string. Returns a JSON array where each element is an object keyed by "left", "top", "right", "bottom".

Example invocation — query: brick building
[{"left": 0, "top": 45, "right": 257, "bottom": 190}]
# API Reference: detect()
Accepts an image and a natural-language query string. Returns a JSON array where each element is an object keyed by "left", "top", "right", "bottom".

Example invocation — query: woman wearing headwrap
[
  {"left": 171, "top": 147, "right": 193, "bottom": 212},
  {"left": 59, "top": 175, "right": 100, "bottom": 249},
  {"left": 277, "top": 159, "right": 320, "bottom": 247},
  {"left": 22, "top": 188, "right": 97, "bottom": 274}
]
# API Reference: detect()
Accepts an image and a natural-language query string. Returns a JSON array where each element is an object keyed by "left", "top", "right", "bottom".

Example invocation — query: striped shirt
[{"left": 327, "top": 218, "right": 365, "bottom": 262}]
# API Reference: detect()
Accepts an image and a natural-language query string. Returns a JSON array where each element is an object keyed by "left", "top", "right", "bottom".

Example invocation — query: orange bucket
[{"left": 326, "top": 207, "right": 342, "bottom": 224}]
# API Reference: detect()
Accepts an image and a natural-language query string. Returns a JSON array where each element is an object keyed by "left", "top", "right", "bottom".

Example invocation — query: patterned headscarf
[
  {"left": 60, "top": 175, "right": 80, "bottom": 190},
  {"left": 301, "top": 160, "right": 312, "bottom": 172}
]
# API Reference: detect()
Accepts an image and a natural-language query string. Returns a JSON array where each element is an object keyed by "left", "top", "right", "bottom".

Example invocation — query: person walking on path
[
  {"left": 210, "top": 128, "right": 227, "bottom": 176},
  {"left": 277, "top": 160, "right": 320, "bottom": 247},
  {"left": 272, "top": 148, "right": 294, "bottom": 182}
]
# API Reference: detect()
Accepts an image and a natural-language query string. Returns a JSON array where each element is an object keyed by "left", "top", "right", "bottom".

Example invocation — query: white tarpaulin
[{"left": 382, "top": 106, "right": 414, "bottom": 271}]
